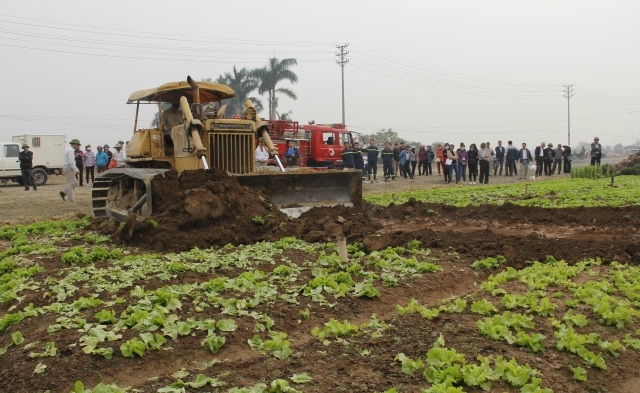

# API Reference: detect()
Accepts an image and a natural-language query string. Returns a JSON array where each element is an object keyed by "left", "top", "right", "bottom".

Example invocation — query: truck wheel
[{"left": 32, "top": 168, "right": 48, "bottom": 186}]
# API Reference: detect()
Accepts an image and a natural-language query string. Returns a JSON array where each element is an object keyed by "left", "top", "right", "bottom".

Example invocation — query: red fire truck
[{"left": 265, "top": 120, "right": 355, "bottom": 168}]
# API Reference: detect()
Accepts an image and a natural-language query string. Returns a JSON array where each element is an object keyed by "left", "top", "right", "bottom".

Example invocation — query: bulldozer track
[{"left": 91, "top": 168, "right": 167, "bottom": 220}]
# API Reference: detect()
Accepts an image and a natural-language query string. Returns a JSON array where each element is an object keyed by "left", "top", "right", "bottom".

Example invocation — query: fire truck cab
[{"left": 266, "top": 121, "right": 354, "bottom": 168}]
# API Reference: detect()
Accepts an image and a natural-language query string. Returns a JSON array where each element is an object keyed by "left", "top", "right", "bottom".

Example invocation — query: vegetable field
[{"left": 1, "top": 175, "right": 640, "bottom": 393}]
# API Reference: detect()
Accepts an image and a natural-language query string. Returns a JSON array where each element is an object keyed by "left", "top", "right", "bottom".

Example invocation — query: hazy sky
[{"left": 1, "top": 0, "right": 638, "bottom": 150}]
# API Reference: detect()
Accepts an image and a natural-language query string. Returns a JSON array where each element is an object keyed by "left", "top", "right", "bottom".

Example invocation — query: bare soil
[{"left": 1, "top": 158, "right": 640, "bottom": 393}]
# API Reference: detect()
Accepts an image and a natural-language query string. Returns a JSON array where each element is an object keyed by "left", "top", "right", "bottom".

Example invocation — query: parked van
[{"left": 0, "top": 134, "right": 66, "bottom": 186}]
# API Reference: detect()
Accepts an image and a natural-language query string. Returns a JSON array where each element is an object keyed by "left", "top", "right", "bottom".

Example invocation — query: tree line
[{"left": 206, "top": 58, "right": 298, "bottom": 121}]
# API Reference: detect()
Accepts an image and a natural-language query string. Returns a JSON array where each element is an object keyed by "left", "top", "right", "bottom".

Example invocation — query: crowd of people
[
  {"left": 337, "top": 137, "right": 604, "bottom": 185},
  {"left": 59, "top": 139, "right": 127, "bottom": 202}
]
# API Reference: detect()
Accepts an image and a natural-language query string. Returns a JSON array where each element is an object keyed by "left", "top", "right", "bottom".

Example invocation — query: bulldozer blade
[
  {"left": 92, "top": 168, "right": 168, "bottom": 222},
  {"left": 235, "top": 169, "right": 363, "bottom": 218}
]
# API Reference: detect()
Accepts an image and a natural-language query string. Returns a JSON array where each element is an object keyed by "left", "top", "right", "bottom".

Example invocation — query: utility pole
[
  {"left": 563, "top": 84, "right": 574, "bottom": 146},
  {"left": 336, "top": 43, "right": 349, "bottom": 127}
]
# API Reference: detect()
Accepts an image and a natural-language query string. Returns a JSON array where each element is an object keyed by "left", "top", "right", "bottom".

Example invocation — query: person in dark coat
[
  {"left": 365, "top": 138, "right": 379, "bottom": 181},
  {"left": 353, "top": 142, "right": 365, "bottom": 179},
  {"left": 18, "top": 143, "right": 36, "bottom": 191},
  {"left": 543, "top": 143, "right": 555, "bottom": 176},
  {"left": 341, "top": 142, "right": 354, "bottom": 169},
  {"left": 381, "top": 141, "right": 395, "bottom": 181}
]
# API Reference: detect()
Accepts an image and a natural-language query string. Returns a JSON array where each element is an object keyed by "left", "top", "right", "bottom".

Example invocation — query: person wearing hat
[
  {"left": 83, "top": 145, "right": 96, "bottom": 185},
  {"left": 60, "top": 139, "right": 81, "bottom": 202},
  {"left": 96, "top": 145, "right": 108, "bottom": 173},
  {"left": 112, "top": 142, "right": 127, "bottom": 168},
  {"left": 103, "top": 144, "right": 113, "bottom": 168},
  {"left": 543, "top": 142, "right": 555, "bottom": 176},
  {"left": 73, "top": 142, "right": 85, "bottom": 186},
  {"left": 18, "top": 143, "right": 36, "bottom": 191},
  {"left": 163, "top": 102, "right": 184, "bottom": 139},
  {"left": 590, "top": 137, "right": 602, "bottom": 166}
]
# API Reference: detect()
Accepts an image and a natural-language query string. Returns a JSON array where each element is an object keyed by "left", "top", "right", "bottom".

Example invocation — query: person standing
[
  {"left": 352, "top": 142, "right": 365, "bottom": 179},
  {"left": 424, "top": 145, "right": 435, "bottom": 176},
  {"left": 255, "top": 139, "right": 270, "bottom": 167},
  {"left": 341, "top": 142, "right": 354, "bottom": 169},
  {"left": 18, "top": 143, "right": 37, "bottom": 191},
  {"left": 103, "top": 144, "right": 112, "bottom": 168},
  {"left": 518, "top": 143, "right": 532, "bottom": 180},
  {"left": 365, "top": 138, "right": 379, "bottom": 182},
  {"left": 446, "top": 144, "right": 459, "bottom": 184},
  {"left": 409, "top": 146, "right": 417, "bottom": 177},
  {"left": 486, "top": 141, "right": 495, "bottom": 176},
  {"left": 543, "top": 143, "right": 555, "bottom": 176},
  {"left": 381, "top": 142, "right": 395, "bottom": 182},
  {"left": 435, "top": 144, "right": 446, "bottom": 176},
  {"left": 505, "top": 140, "right": 518, "bottom": 177},
  {"left": 494, "top": 141, "right": 506, "bottom": 176},
  {"left": 392, "top": 143, "right": 401, "bottom": 178},
  {"left": 60, "top": 139, "right": 81, "bottom": 202},
  {"left": 467, "top": 143, "right": 479, "bottom": 184},
  {"left": 417, "top": 145, "right": 426, "bottom": 176},
  {"left": 456, "top": 143, "right": 468, "bottom": 183},
  {"left": 74, "top": 143, "right": 85, "bottom": 186},
  {"left": 112, "top": 143, "right": 127, "bottom": 168},
  {"left": 478, "top": 142, "right": 491, "bottom": 184},
  {"left": 442, "top": 143, "right": 450, "bottom": 183},
  {"left": 399, "top": 145, "right": 413, "bottom": 179},
  {"left": 552, "top": 143, "right": 564, "bottom": 175},
  {"left": 590, "top": 137, "right": 602, "bottom": 166},
  {"left": 96, "top": 145, "right": 108, "bottom": 173},
  {"left": 534, "top": 142, "right": 545, "bottom": 176},
  {"left": 562, "top": 145, "right": 573, "bottom": 173},
  {"left": 397, "top": 141, "right": 406, "bottom": 178},
  {"left": 83, "top": 145, "right": 96, "bottom": 184}
]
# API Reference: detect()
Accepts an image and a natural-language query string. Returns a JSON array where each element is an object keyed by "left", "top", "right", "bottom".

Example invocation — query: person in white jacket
[
  {"left": 255, "top": 139, "right": 269, "bottom": 166},
  {"left": 60, "top": 139, "right": 81, "bottom": 202},
  {"left": 112, "top": 143, "right": 127, "bottom": 168}
]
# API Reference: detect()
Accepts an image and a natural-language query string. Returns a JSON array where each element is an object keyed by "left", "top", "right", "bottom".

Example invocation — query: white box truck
[{"left": 0, "top": 134, "right": 66, "bottom": 186}]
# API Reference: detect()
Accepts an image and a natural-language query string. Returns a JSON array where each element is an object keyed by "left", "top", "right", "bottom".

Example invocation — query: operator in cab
[{"left": 163, "top": 102, "right": 184, "bottom": 139}]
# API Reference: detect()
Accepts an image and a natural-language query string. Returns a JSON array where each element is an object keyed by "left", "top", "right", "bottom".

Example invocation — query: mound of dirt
[
  {"left": 295, "top": 204, "right": 382, "bottom": 243},
  {"left": 111, "top": 169, "right": 290, "bottom": 251},
  {"left": 107, "top": 169, "right": 378, "bottom": 252},
  {"left": 613, "top": 150, "right": 640, "bottom": 172}
]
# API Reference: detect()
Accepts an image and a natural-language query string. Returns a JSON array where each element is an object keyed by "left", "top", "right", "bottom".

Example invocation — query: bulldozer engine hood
[{"left": 127, "top": 81, "right": 236, "bottom": 104}]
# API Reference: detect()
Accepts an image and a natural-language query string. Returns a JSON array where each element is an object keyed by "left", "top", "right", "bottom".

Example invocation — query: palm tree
[
  {"left": 211, "top": 66, "right": 263, "bottom": 117},
  {"left": 250, "top": 58, "right": 298, "bottom": 120}
]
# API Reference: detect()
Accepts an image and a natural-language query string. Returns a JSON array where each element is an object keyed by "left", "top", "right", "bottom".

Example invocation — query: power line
[
  {"left": 350, "top": 63, "right": 561, "bottom": 99},
  {"left": 0, "top": 16, "right": 332, "bottom": 47},
  {"left": 0, "top": 43, "right": 333, "bottom": 64},
  {"left": 350, "top": 45, "right": 559, "bottom": 88}
]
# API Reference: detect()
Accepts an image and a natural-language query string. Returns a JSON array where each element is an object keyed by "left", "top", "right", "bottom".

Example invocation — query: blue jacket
[
  {"left": 96, "top": 151, "right": 109, "bottom": 167},
  {"left": 399, "top": 150, "right": 408, "bottom": 165}
]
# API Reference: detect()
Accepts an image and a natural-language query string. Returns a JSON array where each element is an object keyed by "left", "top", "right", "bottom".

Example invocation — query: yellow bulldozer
[{"left": 92, "top": 76, "right": 362, "bottom": 221}]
